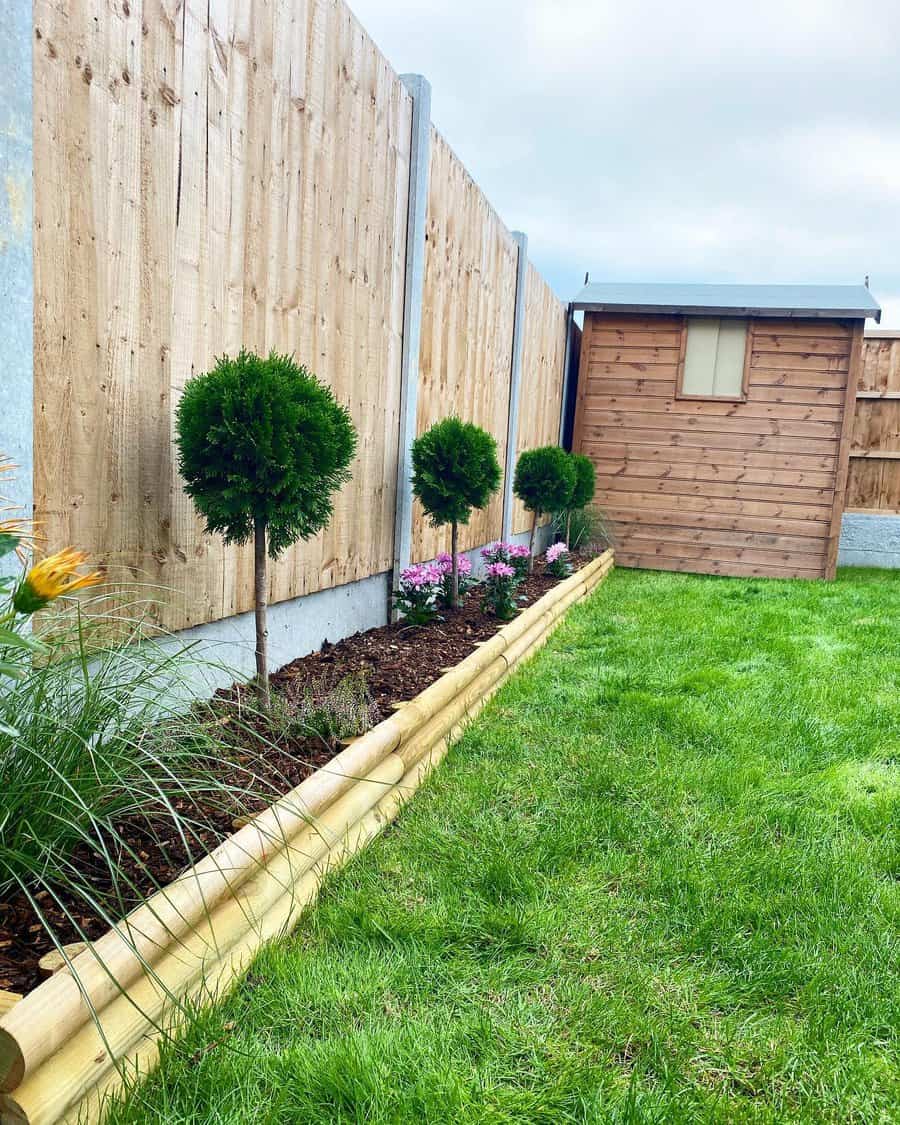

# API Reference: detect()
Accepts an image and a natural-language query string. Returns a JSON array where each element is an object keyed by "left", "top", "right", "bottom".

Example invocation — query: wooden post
[
  {"left": 0, "top": 0, "right": 33, "bottom": 576},
  {"left": 391, "top": 75, "right": 432, "bottom": 618},
  {"left": 501, "top": 231, "right": 528, "bottom": 542}
]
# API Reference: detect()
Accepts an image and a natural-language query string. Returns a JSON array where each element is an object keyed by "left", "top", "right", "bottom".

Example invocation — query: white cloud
[{"left": 352, "top": 0, "right": 900, "bottom": 323}]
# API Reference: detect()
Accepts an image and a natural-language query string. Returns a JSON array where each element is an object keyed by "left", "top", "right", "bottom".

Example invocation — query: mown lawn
[{"left": 109, "top": 567, "right": 899, "bottom": 1124}]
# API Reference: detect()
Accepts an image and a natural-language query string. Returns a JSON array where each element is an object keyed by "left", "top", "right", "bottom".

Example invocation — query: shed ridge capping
[{"left": 572, "top": 282, "right": 881, "bottom": 323}]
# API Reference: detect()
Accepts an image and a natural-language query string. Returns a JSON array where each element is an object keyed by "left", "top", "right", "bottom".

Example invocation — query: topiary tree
[
  {"left": 411, "top": 417, "right": 501, "bottom": 609},
  {"left": 176, "top": 350, "right": 357, "bottom": 704},
  {"left": 565, "top": 453, "right": 596, "bottom": 547},
  {"left": 513, "top": 445, "right": 576, "bottom": 570}
]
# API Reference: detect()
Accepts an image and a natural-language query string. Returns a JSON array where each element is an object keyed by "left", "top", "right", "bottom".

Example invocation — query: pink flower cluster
[
  {"left": 399, "top": 562, "right": 443, "bottom": 590},
  {"left": 545, "top": 542, "right": 569, "bottom": 564},
  {"left": 436, "top": 552, "right": 472, "bottom": 577},
  {"left": 484, "top": 561, "right": 515, "bottom": 580},
  {"left": 481, "top": 541, "right": 529, "bottom": 562}
]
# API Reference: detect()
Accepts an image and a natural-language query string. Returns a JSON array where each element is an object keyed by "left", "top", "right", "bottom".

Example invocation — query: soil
[{"left": 0, "top": 556, "right": 592, "bottom": 996}]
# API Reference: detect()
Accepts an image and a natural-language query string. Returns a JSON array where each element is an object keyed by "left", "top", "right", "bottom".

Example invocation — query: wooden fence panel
[
  {"left": 412, "top": 128, "right": 519, "bottom": 561},
  {"left": 33, "top": 0, "right": 412, "bottom": 631},
  {"left": 512, "top": 264, "right": 568, "bottom": 534},
  {"left": 846, "top": 334, "right": 900, "bottom": 512}
]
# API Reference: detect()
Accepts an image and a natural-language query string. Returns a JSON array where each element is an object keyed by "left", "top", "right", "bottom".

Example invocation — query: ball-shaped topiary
[
  {"left": 411, "top": 417, "right": 501, "bottom": 608},
  {"left": 565, "top": 453, "right": 596, "bottom": 547},
  {"left": 569, "top": 453, "right": 596, "bottom": 511},
  {"left": 513, "top": 446, "right": 577, "bottom": 568},
  {"left": 176, "top": 350, "right": 357, "bottom": 700}
]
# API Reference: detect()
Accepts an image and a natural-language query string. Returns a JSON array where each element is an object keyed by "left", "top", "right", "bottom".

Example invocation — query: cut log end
[{"left": 37, "top": 943, "right": 89, "bottom": 978}]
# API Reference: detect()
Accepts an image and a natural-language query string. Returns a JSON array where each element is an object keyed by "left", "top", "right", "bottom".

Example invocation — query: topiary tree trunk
[
  {"left": 528, "top": 510, "right": 539, "bottom": 572},
  {"left": 566, "top": 510, "right": 572, "bottom": 549},
  {"left": 253, "top": 516, "right": 270, "bottom": 706},
  {"left": 450, "top": 520, "right": 460, "bottom": 610}
]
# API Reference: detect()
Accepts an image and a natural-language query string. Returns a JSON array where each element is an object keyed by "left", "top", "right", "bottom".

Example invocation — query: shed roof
[{"left": 572, "top": 282, "right": 881, "bottom": 322}]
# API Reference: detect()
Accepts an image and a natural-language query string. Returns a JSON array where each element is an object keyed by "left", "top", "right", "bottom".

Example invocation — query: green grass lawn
[{"left": 109, "top": 567, "right": 899, "bottom": 1124}]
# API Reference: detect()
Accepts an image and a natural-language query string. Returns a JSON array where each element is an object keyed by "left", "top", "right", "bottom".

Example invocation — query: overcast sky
[{"left": 352, "top": 0, "right": 900, "bottom": 326}]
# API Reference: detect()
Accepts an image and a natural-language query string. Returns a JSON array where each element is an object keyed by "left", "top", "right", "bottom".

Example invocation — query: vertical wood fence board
[
  {"left": 33, "top": 1, "right": 568, "bottom": 624},
  {"left": 512, "top": 263, "right": 568, "bottom": 534},
  {"left": 847, "top": 334, "right": 900, "bottom": 512},
  {"left": 33, "top": 0, "right": 413, "bottom": 631},
  {"left": 411, "top": 129, "right": 518, "bottom": 562}
]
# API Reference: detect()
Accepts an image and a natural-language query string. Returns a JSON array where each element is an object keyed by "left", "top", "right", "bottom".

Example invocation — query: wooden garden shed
[{"left": 571, "top": 283, "right": 882, "bottom": 580}]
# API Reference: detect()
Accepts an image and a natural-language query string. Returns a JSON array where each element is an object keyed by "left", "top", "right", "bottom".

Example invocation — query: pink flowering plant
[
  {"left": 481, "top": 560, "right": 521, "bottom": 621},
  {"left": 544, "top": 541, "right": 572, "bottom": 578},
  {"left": 393, "top": 562, "right": 444, "bottom": 626},
  {"left": 480, "top": 541, "right": 531, "bottom": 579},
  {"left": 435, "top": 552, "right": 476, "bottom": 607}
]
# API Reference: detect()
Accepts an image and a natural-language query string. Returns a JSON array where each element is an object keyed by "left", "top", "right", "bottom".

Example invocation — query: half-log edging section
[{"left": 0, "top": 552, "right": 613, "bottom": 1125}]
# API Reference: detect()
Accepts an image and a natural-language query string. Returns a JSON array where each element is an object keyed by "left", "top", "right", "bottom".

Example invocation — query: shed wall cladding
[{"left": 574, "top": 313, "right": 863, "bottom": 580}]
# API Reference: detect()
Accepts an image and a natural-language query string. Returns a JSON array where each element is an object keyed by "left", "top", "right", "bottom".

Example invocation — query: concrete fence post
[
  {"left": 391, "top": 74, "right": 432, "bottom": 612},
  {"left": 0, "top": 0, "right": 34, "bottom": 576},
  {"left": 501, "top": 231, "right": 528, "bottom": 542}
]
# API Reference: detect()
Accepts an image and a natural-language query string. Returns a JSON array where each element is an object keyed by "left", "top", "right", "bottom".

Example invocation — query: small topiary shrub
[
  {"left": 565, "top": 453, "right": 596, "bottom": 546},
  {"left": 411, "top": 417, "right": 501, "bottom": 609},
  {"left": 513, "top": 446, "right": 576, "bottom": 570},
  {"left": 176, "top": 350, "right": 357, "bottom": 704}
]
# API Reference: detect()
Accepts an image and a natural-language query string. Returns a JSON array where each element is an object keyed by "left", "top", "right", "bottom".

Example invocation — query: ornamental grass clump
[
  {"left": 545, "top": 541, "right": 573, "bottom": 578},
  {"left": 481, "top": 561, "right": 521, "bottom": 621},
  {"left": 411, "top": 418, "right": 501, "bottom": 610},
  {"left": 513, "top": 446, "right": 577, "bottom": 570},
  {"left": 176, "top": 351, "right": 357, "bottom": 705},
  {"left": 393, "top": 562, "right": 444, "bottom": 626},
  {"left": 435, "top": 552, "right": 476, "bottom": 608},
  {"left": 0, "top": 474, "right": 287, "bottom": 984}
]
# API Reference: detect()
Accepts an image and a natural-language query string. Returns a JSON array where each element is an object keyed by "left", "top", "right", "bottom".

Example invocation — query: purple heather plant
[
  {"left": 481, "top": 560, "right": 520, "bottom": 621},
  {"left": 393, "top": 562, "right": 444, "bottom": 626},
  {"left": 544, "top": 541, "right": 572, "bottom": 578}
]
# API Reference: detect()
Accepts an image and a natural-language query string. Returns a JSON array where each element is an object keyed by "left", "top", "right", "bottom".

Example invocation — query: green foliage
[
  {"left": 411, "top": 417, "right": 501, "bottom": 528},
  {"left": 513, "top": 445, "right": 576, "bottom": 516},
  {"left": 176, "top": 351, "right": 357, "bottom": 557},
  {"left": 552, "top": 504, "right": 614, "bottom": 552},
  {"left": 568, "top": 452, "right": 596, "bottom": 510},
  {"left": 0, "top": 594, "right": 283, "bottom": 936}
]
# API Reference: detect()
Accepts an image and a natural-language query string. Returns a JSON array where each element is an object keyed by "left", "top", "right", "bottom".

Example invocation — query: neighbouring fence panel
[
  {"left": 412, "top": 128, "right": 519, "bottom": 562},
  {"left": 512, "top": 264, "right": 568, "bottom": 534},
  {"left": 33, "top": 0, "right": 412, "bottom": 631},
  {"left": 846, "top": 334, "right": 900, "bottom": 512}
]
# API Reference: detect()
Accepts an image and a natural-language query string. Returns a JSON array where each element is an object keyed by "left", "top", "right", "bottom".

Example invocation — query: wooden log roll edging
[{"left": 0, "top": 551, "right": 614, "bottom": 1125}]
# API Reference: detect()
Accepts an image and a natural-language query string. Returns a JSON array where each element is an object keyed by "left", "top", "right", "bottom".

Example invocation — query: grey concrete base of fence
[
  {"left": 162, "top": 526, "right": 556, "bottom": 700},
  {"left": 838, "top": 513, "right": 900, "bottom": 569}
]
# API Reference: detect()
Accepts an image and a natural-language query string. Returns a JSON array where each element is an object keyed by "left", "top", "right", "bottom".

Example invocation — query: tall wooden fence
[
  {"left": 31, "top": 0, "right": 568, "bottom": 633},
  {"left": 846, "top": 333, "right": 900, "bottom": 512}
]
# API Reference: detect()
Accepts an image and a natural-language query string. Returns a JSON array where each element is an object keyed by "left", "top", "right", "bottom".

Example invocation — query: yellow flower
[{"left": 12, "top": 548, "right": 104, "bottom": 614}]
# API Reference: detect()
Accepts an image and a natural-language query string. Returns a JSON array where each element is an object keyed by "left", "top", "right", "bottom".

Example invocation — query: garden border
[{"left": 0, "top": 552, "right": 614, "bottom": 1125}]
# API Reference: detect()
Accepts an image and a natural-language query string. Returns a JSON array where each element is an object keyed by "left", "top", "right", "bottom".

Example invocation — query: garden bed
[{"left": 0, "top": 551, "right": 613, "bottom": 1125}]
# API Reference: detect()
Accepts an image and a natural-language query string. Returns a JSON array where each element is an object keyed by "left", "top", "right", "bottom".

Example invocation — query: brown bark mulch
[{"left": 0, "top": 557, "right": 590, "bottom": 995}]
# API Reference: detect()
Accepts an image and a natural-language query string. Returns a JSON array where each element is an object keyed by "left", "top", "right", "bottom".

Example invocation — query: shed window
[{"left": 678, "top": 317, "right": 749, "bottom": 400}]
